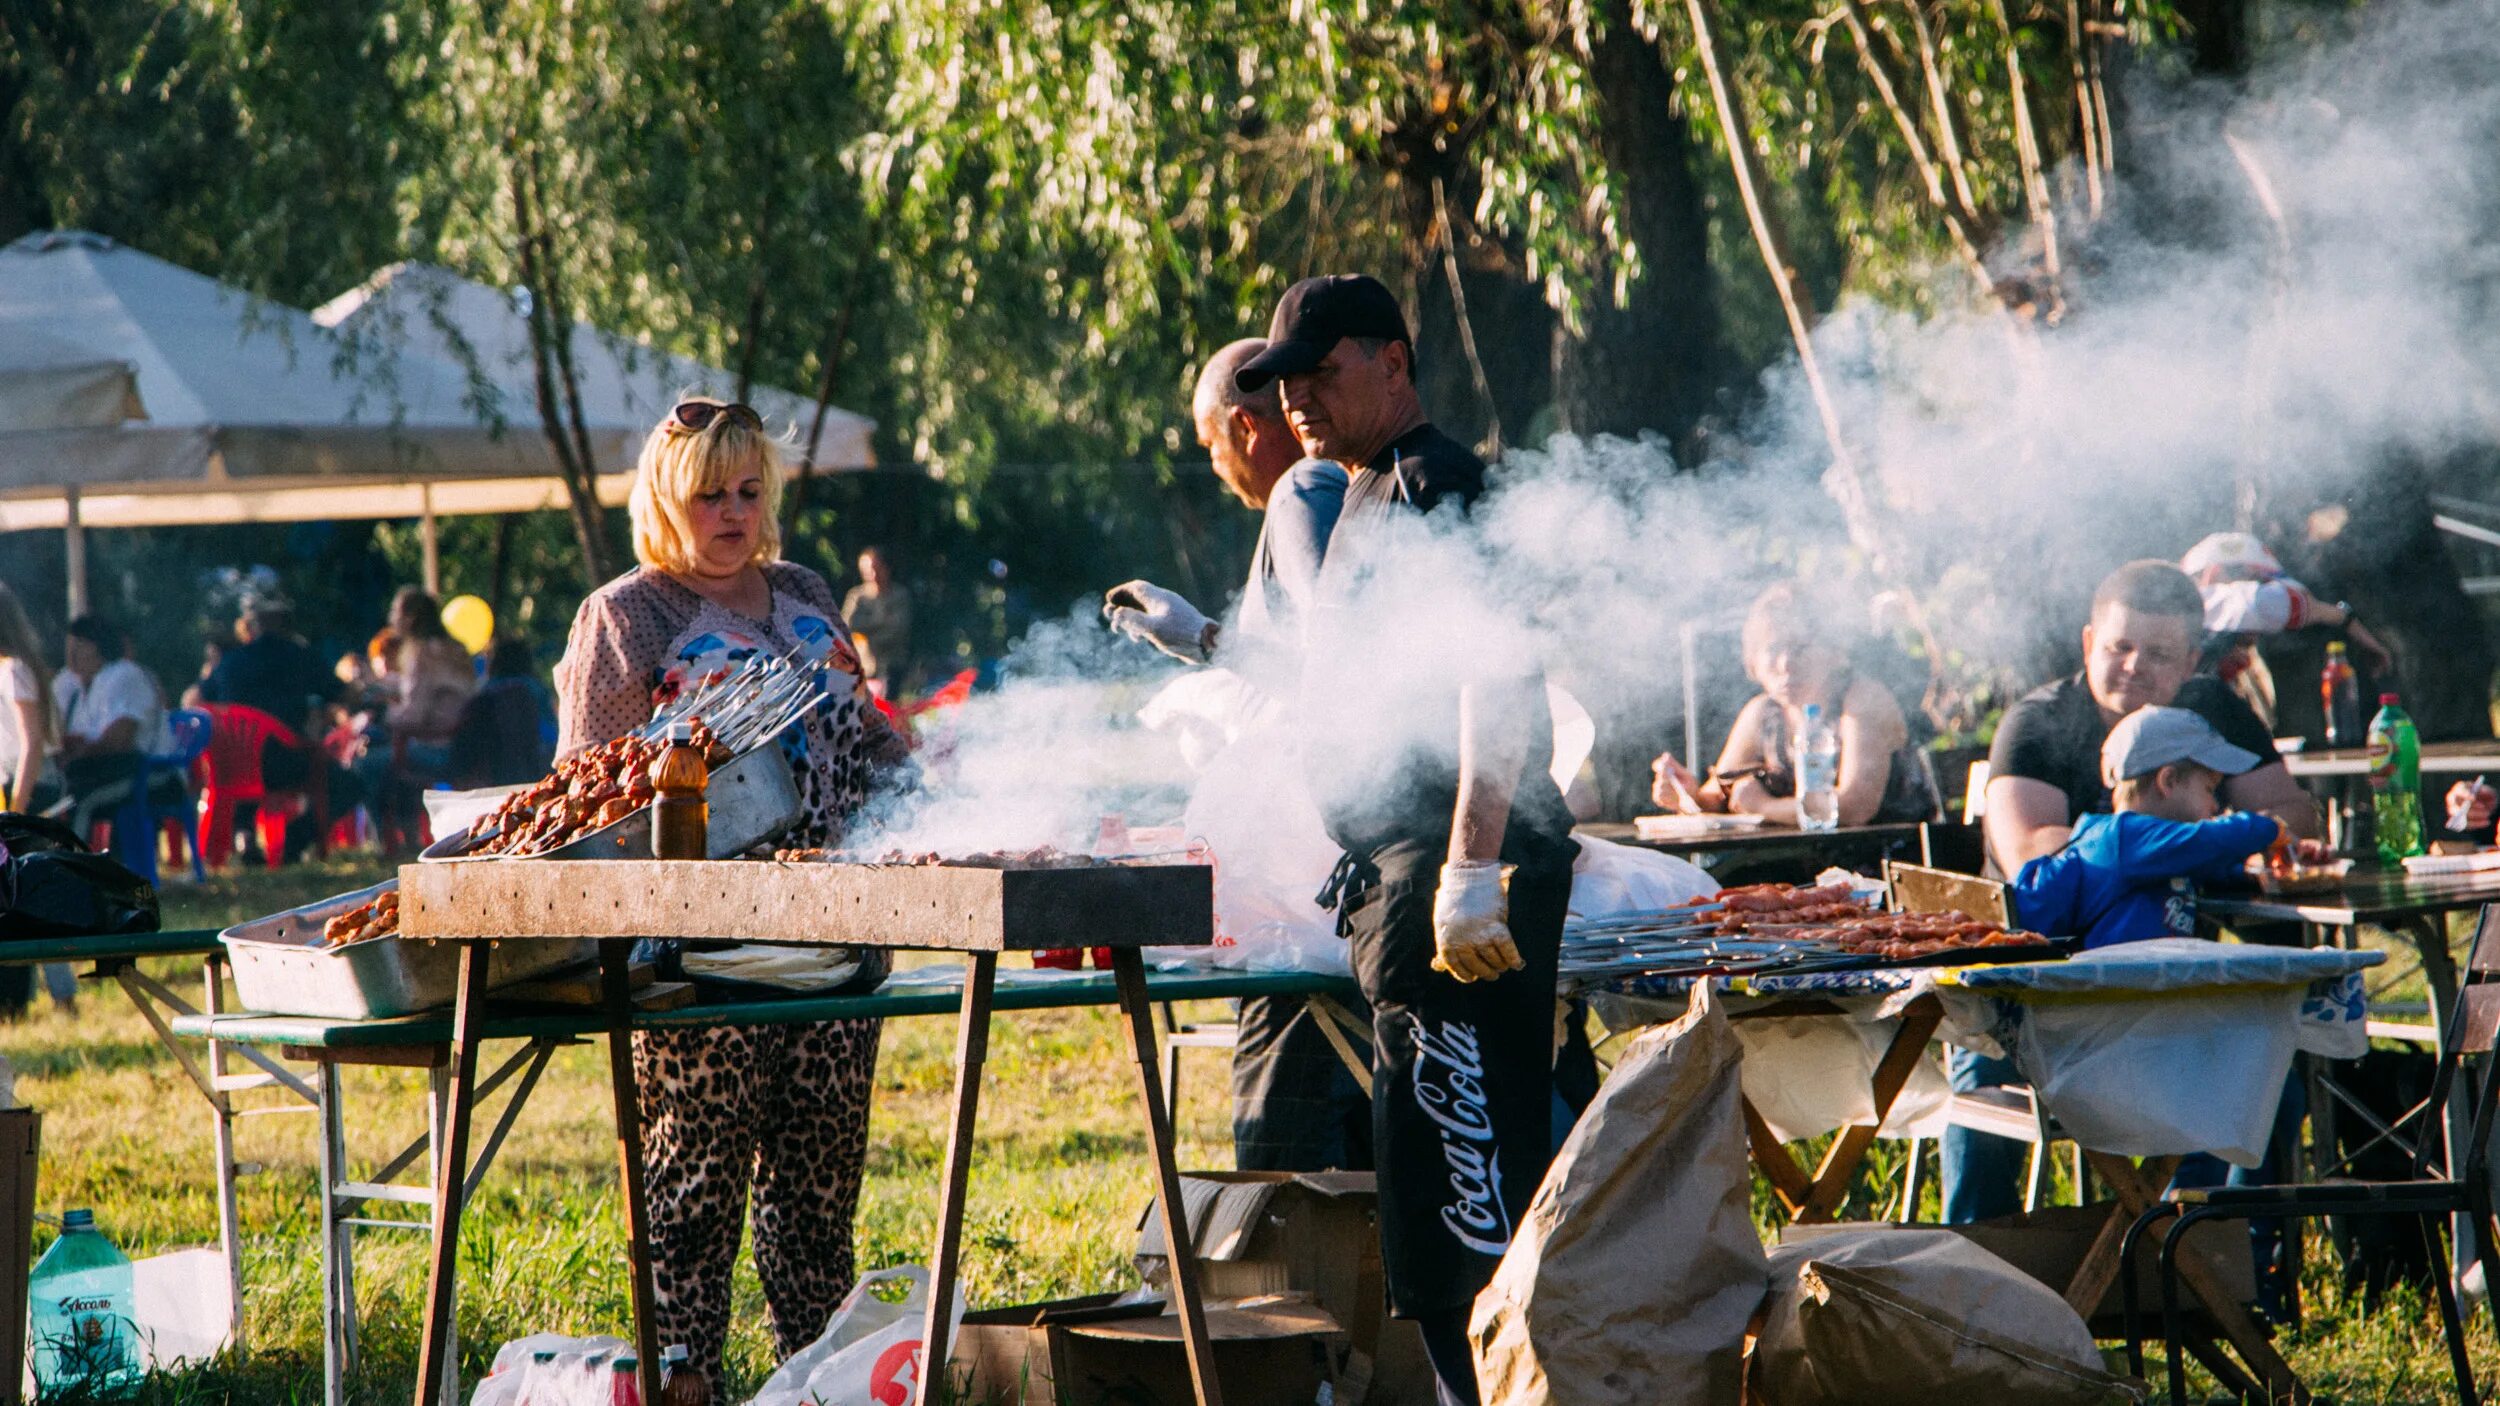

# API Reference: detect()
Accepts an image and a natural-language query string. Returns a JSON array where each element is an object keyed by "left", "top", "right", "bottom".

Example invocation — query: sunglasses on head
[{"left": 671, "top": 400, "right": 763, "bottom": 433}]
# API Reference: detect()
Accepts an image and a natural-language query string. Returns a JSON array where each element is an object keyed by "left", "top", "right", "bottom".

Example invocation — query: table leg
[
  {"left": 601, "top": 940, "right": 665, "bottom": 1406},
  {"left": 1798, "top": 1002, "right": 1943, "bottom": 1223},
  {"left": 2080, "top": 1150, "right": 2308, "bottom": 1404},
  {"left": 412, "top": 942, "right": 490, "bottom": 1406},
  {"left": 1739, "top": 1001, "right": 1942, "bottom": 1225},
  {"left": 2402, "top": 914, "right": 2487, "bottom": 1318},
  {"left": 1112, "top": 948, "right": 1226, "bottom": 1406},
  {"left": 202, "top": 952, "right": 245, "bottom": 1354},
  {"left": 1303, "top": 994, "right": 1374, "bottom": 1095},
  {"left": 316, "top": 1061, "right": 351, "bottom": 1406},
  {"left": 917, "top": 952, "right": 996, "bottom": 1406}
]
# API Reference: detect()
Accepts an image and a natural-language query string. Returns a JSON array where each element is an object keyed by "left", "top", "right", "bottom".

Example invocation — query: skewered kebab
[
  {"left": 1564, "top": 881, "right": 2053, "bottom": 982},
  {"left": 321, "top": 889, "right": 399, "bottom": 948}
]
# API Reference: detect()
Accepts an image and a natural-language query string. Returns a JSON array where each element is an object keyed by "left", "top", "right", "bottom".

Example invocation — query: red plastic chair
[{"left": 194, "top": 703, "right": 327, "bottom": 870}]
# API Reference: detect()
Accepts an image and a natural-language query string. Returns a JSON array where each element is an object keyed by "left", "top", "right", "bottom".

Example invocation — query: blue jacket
[{"left": 2013, "top": 810, "right": 2279, "bottom": 950}]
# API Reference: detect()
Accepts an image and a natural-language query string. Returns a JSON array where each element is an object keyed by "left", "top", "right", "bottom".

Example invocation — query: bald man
[
  {"left": 1105, "top": 338, "right": 1347, "bottom": 661},
  {"left": 1104, "top": 339, "right": 1363, "bottom": 1173}
]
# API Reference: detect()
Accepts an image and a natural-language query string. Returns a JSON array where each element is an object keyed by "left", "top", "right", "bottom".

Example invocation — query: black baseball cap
[{"left": 1233, "top": 275, "right": 1412, "bottom": 392}]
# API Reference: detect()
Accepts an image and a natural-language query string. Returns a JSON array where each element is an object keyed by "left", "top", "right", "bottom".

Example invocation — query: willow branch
[
  {"left": 1681, "top": 0, "right": 1871, "bottom": 535},
  {"left": 1902, "top": 0, "right": 1981, "bottom": 219},
  {"left": 1989, "top": 0, "right": 2065, "bottom": 318},
  {"left": 1430, "top": 175, "right": 1505, "bottom": 459},
  {"left": 1839, "top": 0, "right": 1996, "bottom": 301},
  {"left": 2063, "top": 0, "right": 2105, "bottom": 217}
]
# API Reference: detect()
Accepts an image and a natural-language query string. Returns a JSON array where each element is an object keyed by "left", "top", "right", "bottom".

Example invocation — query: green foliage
[{"left": 0, "top": 0, "right": 2191, "bottom": 674}]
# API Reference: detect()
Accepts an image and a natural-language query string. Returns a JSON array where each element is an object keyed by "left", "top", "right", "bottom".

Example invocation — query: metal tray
[
  {"left": 220, "top": 880, "right": 594, "bottom": 1019},
  {"left": 419, "top": 727, "right": 806, "bottom": 863}
]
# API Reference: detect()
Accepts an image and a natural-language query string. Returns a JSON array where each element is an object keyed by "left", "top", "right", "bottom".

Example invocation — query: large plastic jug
[{"left": 28, "top": 1208, "right": 141, "bottom": 1393}]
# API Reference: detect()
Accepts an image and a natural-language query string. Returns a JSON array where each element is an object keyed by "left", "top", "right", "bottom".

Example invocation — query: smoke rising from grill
[{"left": 852, "top": 0, "right": 2500, "bottom": 855}]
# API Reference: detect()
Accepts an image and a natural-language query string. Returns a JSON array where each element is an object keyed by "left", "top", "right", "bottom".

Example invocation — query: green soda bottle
[{"left": 2369, "top": 692, "right": 2425, "bottom": 863}]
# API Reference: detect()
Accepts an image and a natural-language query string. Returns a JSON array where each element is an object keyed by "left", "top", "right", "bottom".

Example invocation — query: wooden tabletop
[
  {"left": 2285, "top": 739, "right": 2500, "bottom": 780},
  {"left": 2199, "top": 863, "right": 2500, "bottom": 927},
  {"left": 398, "top": 859, "right": 1215, "bottom": 952},
  {"left": 1577, "top": 820, "right": 1926, "bottom": 858}
]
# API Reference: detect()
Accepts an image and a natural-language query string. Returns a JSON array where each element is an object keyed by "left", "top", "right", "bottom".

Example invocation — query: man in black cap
[{"left": 1237, "top": 275, "right": 1576, "bottom": 1406}]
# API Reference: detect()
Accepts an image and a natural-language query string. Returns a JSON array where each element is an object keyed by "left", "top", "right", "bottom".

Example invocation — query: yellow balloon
[{"left": 442, "top": 594, "right": 495, "bottom": 654}]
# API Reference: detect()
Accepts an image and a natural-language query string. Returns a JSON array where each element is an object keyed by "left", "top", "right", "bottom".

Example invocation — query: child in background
[
  {"left": 2012, "top": 702, "right": 2315, "bottom": 1321},
  {"left": 2013, "top": 705, "right": 2306, "bottom": 947}
]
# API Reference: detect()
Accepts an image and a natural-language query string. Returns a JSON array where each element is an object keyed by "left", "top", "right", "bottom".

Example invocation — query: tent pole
[
  {"left": 64, "top": 488, "right": 87, "bottom": 619},
  {"left": 420, "top": 485, "right": 442, "bottom": 596}
]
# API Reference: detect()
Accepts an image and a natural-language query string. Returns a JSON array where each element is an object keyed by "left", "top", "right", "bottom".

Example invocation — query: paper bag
[
  {"left": 1470, "top": 982, "right": 1764, "bottom": 1406},
  {"left": 1751, "top": 1228, "right": 2135, "bottom": 1405}
]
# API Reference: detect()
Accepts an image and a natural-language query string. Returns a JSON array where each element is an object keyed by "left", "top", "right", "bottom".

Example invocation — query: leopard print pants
[{"left": 633, "top": 1015, "right": 882, "bottom": 1390}]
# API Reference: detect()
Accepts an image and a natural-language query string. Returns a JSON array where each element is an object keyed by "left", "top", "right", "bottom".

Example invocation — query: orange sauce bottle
[{"left": 650, "top": 722, "right": 710, "bottom": 860}]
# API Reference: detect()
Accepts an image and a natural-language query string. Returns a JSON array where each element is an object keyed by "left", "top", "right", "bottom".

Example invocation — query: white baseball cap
[{"left": 2102, "top": 705, "right": 2262, "bottom": 786}]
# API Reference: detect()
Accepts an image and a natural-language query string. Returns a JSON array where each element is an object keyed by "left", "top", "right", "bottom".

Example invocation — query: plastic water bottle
[
  {"left": 1796, "top": 704, "right": 1841, "bottom": 833},
  {"left": 28, "top": 1208, "right": 141, "bottom": 1393},
  {"left": 2369, "top": 692, "right": 2424, "bottom": 863}
]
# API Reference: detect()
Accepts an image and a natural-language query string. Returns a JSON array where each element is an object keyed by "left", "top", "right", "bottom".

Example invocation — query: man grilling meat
[
  {"left": 1101, "top": 338, "right": 1371, "bottom": 1174},
  {"left": 1234, "top": 275, "right": 1576, "bottom": 1406}
]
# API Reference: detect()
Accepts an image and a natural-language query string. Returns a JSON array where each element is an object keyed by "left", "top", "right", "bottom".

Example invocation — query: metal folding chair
[{"left": 2120, "top": 903, "right": 2500, "bottom": 1405}]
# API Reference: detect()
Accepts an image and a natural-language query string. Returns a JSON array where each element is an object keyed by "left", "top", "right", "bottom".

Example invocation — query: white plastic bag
[
  {"left": 468, "top": 1333, "right": 630, "bottom": 1406},
  {"left": 1568, "top": 835, "right": 1718, "bottom": 919},
  {"left": 1149, "top": 719, "right": 1346, "bottom": 975},
  {"left": 744, "top": 1266, "right": 965, "bottom": 1406}
]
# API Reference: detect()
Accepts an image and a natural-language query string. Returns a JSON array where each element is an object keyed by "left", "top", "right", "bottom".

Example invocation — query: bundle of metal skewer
[
  {"left": 1557, "top": 902, "right": 1877, "bottom": 984},
  {"left": 642, "top": 639, "right": 833, "bottom": 753}
]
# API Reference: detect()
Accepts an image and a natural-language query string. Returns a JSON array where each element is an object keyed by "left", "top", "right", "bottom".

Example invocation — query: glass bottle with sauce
[
  {"left": 2321, "top": 641, "right": 2361, "bottom": 747},
  {"left": 650, "top": 722, "right": 710, "bottom": 860},
  {"left": 659, "top": 1344, "right": 710, "bottom": 1406}
]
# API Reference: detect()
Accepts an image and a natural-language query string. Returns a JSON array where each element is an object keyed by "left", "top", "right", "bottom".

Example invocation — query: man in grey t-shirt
[{"left": 1104, "top": 338, "right": 1365, "bottom": 1173}]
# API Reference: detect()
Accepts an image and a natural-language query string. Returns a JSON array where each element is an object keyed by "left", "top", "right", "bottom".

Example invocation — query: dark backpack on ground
[{"left": 0, "top": 814, "right": 160, "bottom": 938}]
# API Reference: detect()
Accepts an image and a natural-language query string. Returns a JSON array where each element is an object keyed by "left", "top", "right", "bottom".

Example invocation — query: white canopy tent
[
  {"left": 0, "top": 329, "right": 144, "bottom": 432},
  {"left": 0, "top": 233, "right": 876, "bottom": 610},
  {"left": 313, "top": 262, "right": 875, "bottom": 472}
]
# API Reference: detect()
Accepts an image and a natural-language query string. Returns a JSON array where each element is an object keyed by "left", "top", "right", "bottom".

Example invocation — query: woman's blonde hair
[{"left": 628, "top": 401, "right": 785, "bottom": 574}]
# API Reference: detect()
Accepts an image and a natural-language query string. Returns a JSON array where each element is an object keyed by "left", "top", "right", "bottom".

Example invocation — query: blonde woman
[
  {"left": 0, "top": 583, "right": 56, "bottom": 812},
  {"left": 554, "top": 397, "right": 907, "bottom": 1392}
]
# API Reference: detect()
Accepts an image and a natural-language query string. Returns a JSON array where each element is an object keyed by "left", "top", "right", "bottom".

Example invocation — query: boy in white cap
[
  {"left": 2012, "top": 705, "right": 2308, "bottom": 949},
  {"left": 2012, "top": 702, "right": 2323, "bottom": 1318}
]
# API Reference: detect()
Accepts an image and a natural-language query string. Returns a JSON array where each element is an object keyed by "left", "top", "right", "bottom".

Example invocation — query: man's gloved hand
[
  {"left": 1432, "top": 860, "right": 1525, "bottom": 983},
  {"left": 1102, "top": 580, "right": 1215, "bottom": 663}
]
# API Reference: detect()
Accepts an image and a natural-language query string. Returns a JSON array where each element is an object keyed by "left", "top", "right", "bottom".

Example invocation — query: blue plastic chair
[{"left": 105, "top": 709, "right": 211, "bottom": 884}]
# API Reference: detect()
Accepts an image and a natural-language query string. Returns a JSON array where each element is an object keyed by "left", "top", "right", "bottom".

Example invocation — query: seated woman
[{"left": 1651, "top": 584, "right": 1938, "bottom": 827}]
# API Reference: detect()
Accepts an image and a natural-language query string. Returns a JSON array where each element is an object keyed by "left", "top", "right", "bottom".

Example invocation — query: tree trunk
[
  {"left": 1553, "top": 0, "right": 1725, "bottom": 449},
  {"left": 1398, "top": 176, "right": 1553, "bottom": 457}
]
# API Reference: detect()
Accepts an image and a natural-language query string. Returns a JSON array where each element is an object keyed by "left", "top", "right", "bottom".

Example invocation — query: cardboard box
[
  {"left": 950, "top": 1293, "right": 1345, "bottom": 1406},
  {"left": 1780, "top": 1201, "right": 2256, "bottom": 1335},
  {"left": 1133, "top": 1172, "right": 1435, "bottom": 1406},
  {"left": 0, "top": 1109, "right": 37, "bottom": 1406}
]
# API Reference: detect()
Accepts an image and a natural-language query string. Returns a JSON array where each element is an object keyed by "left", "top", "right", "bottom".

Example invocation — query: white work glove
[
  {"left": 1102, "top": 580, "right": 1215, "bottom": 663},
  {"left": 1432, "top": 860, "right": 1525, "bottom": 983}
]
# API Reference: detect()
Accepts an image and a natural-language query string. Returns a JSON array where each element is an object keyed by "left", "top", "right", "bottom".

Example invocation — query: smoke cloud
[{"left": 854, "top": 0, "right": 2500, "bottom": 854}]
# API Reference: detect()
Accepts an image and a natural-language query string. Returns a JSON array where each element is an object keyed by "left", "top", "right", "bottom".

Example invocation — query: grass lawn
[{"left": 0, "top": 858, "right": 2482, "bottom": 1402}]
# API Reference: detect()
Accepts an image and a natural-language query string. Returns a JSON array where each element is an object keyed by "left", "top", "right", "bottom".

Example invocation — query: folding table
[{"left": 180, "top": 857, "right": 1370, "bottom": 1406}]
